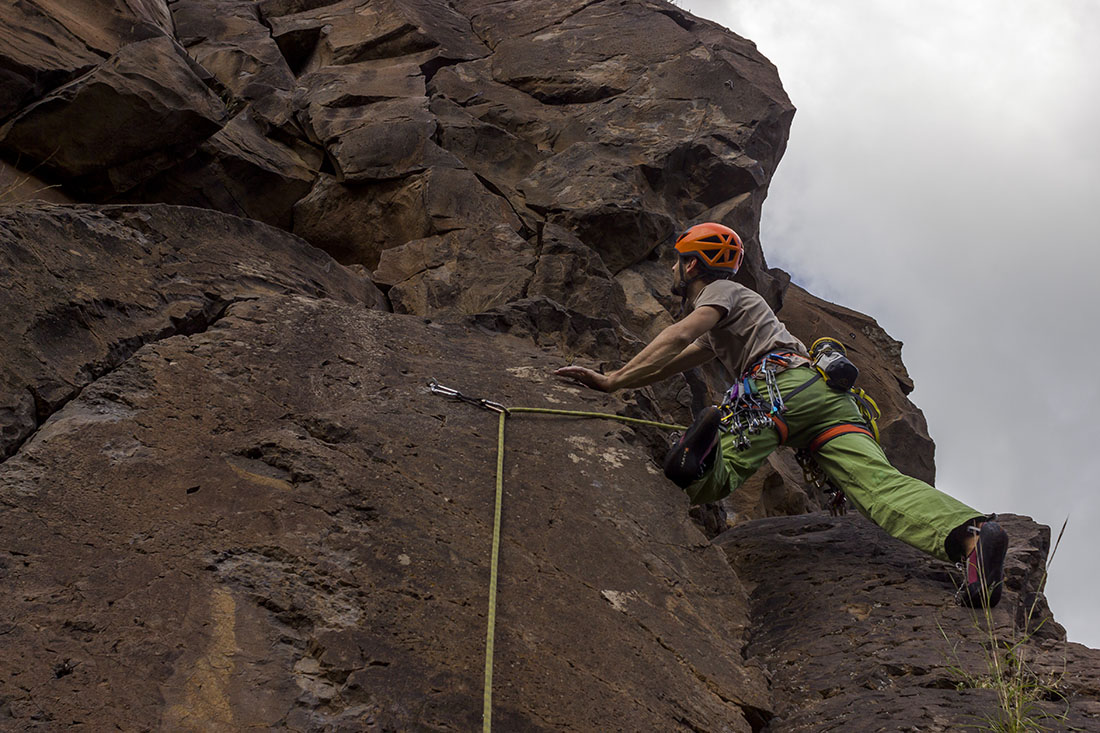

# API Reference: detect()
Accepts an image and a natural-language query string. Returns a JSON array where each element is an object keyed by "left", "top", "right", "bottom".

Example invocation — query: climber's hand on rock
[{"left": 554, "top": 365, "right": 613, "bottom": 392}]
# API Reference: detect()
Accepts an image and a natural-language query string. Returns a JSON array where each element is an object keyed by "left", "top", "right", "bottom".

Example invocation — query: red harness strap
[
  {"left": 808, "top": 423, "right": 875, "bottom": 453},
  {"left": 746, "top": 351, "right": 803, "bottom": 379},
  {"left": 769, "top": 414, "right": 789, "bottom": 444}
]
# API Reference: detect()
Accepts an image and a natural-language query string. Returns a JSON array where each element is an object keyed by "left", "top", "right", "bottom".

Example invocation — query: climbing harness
[
  {"left": 716, "top": 378, "right": 777, "bottom": 451},
  {"left": 718, "top": 350, "right": 858, "bottom": 516},
  {"left": 428, "top": 379, "right": 685, "bottom": 732},
  {"left": 716, "top": 351, "right": 805, "bottom": 451},
  {"left": 797, "top": 337, "right": 884, "bottom": 513}
]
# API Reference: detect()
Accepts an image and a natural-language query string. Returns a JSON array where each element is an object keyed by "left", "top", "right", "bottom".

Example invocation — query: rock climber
[{"left": 554, "top": 222, "right": 1008, "bottom": 608}]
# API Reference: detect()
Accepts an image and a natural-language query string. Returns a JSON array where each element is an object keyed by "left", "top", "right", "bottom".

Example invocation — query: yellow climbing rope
[
  {"left": 428, "top": 381, "right": 685, "bottom": 732},
  {"left": 483, "top": 406, "right": 684, "bottom": 731},
  {"left": 483, "top": 409, "right": 506, "bottom": 732}
]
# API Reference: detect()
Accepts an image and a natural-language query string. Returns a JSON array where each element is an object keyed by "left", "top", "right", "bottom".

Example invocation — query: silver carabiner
[
  {"left": 428, "top": 379, "right": 510, "bottom": 415},
  {"left": 429, "top": 379, "right": 461, "bottom": 398},
  {"left": 477, "top": 399, "right": 509, "bottom": 414}
]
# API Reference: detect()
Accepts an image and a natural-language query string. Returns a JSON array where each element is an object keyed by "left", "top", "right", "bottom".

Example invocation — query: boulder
[
  {"left": 0, "top": 203, "right": 382, "bottom": 460},
  {"left": 125, "top": 109, "right": 319, "bottom": 229},
  {"left": 0, "top": 160, "right": 73, "bottom": 205},
  {"left": 293, "top": 168, "right": 522, "bottom": 268},
  {"left": 306, "top": 96, "right": 458, "bottom": 181},
  {"left": 470, "top": 297, "right": 644, "bottom": 368},
  {"left": 526, "top": 224, "right": 630, "bottom": 323},
  {"left": 518, "top": 142, "right": 679, "bottom": 273},
  {"left": 266, "top": 0, "right": 488, "bottom": 74},
  {"left": 428, "top": 95, "right": 544, "bottom": 197},
  {"left": 376, "top": 226, "right": 536, "bottom": 317},
  {"left": 0, "top": 36, "right": 228, "bottom": 196},
  {"left": 0, "top": 0, "right": 172, "bottom": 120},
  {"left": 171, "top": 0, "right": 298, "bottom": 103}
]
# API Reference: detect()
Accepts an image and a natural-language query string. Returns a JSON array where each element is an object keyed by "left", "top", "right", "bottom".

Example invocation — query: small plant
[
  {"left": 0, "top": 152, "right": 62, "bottom": 204},
  {"left": 0, "top": 167, "right": 27, "bottom": 202},
  {"left": 942, "top": 518, "right": 1070, "bottom": 733}
]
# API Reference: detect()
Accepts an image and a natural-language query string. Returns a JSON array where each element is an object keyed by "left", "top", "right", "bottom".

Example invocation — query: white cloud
[{"left": 679, "top": 0, "right": 1100, "bottom": 648}]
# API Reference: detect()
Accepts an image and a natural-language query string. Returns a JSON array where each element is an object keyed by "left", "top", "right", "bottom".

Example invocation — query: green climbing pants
[{"left": 684, "top": 365, "right": 981, "bottom": 562}]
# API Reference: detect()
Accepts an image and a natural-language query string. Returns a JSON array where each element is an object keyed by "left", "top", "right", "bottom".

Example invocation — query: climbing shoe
[
  {"left": 955, "top": 520, "right": 1009, "bottom": 609},
  {"left": 663, "top": 406, "right": 721, "bottom": 488}
]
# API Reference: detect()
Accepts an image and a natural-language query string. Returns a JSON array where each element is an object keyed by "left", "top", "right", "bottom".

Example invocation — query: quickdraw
[
  {"left": 430, "top": 379, "right": 509, "bottom": 414},
  {"left": 717, "top": 377, "right": 778, "bottom": 451},
  {"left": 795, "top": 448, "right": 847, "bottom": 516},
  {"left": 717, "top": 352, "right": 800, "bottom": 451}
]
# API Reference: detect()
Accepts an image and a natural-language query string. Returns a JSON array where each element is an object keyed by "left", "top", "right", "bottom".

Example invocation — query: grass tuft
[{"left": 942, "top": 517, "right": 1070, "bottom": 733}]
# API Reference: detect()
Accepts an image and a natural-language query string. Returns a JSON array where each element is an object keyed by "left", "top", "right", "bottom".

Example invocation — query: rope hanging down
[{"left": 428, "top": 380, "right": 685, "bottom": 732}]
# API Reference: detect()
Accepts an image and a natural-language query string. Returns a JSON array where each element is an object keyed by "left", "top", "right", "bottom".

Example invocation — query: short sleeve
[{"left": 692, "top": 280, "right": 739, "bottom": 322}]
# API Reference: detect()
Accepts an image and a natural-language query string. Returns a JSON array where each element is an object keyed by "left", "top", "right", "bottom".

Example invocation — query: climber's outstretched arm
[{"left": 554, "top": 306, "right": 720, "bottom": 392}]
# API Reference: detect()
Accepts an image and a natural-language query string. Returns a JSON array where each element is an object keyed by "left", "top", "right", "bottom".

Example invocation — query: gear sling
[{"left": 684, "top": 344, "right": 983, "bottom": 563}]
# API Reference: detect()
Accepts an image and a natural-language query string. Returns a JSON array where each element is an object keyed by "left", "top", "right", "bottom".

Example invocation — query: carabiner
[{"left": 429, "top": 379, "right": 510, "bottom": 415}]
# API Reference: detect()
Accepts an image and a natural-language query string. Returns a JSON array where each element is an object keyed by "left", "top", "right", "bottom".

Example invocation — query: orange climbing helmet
[{"left": 674, "top": 222, "right": 744, "bottom": 277}]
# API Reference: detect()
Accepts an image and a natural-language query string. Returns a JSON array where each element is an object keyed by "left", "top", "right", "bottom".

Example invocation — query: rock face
[
  {"left": 0, "top": 276, "right": 770, "bottom": 730},
  {"left": 2, "top": 0, "right": 1094, "bottom": 730},
  {"left": 1, "top": 0, "right": 797, "bottom": 306},
  {"left": 717, "top": 513, "right": 1100, "bottom": 732},
  {"left": 0, "top": 204, "right": 382, "bottom": 462}
]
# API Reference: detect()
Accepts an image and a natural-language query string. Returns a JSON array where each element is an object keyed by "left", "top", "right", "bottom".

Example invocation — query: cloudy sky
[{"left": 677, "top": 0, "right": 1100, "bottom": 648}]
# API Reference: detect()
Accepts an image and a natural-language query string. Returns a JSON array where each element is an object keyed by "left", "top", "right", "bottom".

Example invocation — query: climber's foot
[{"left": 955, "top": 520, "right": 1009, "bottom": 609}]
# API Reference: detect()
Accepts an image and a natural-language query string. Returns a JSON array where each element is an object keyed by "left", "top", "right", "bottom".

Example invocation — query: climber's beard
[{"left": 670, "top": 261, "right": 687, "bottom": 297}]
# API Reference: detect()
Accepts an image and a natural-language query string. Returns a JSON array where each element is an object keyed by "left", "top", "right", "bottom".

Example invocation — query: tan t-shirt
[{"left": 692, "top": 279, "right": 810, "bottom": 378}]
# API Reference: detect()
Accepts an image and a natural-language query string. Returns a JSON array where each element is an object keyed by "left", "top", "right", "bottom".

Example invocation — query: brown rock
[
  {"left": 377, "top": 225, "right": 535, "bottom": 316},
  {"left": 429, "top": 57, "right": 573, "bottom": 156},
  {"left": 0, "top": 36, "right": 228, "bottom": 195},
  {"left": 298, "top": 58, "right": 428, "bottom": 107},
  {"left": 257, "top": 0, "right": 340, "bottom": 17},
  {"left": 0, "top": 6, "right": 1096, "bottom": 729},
  {"left": 470, "top": 296, "right": 643, "bottom": 367},
  {"left": 717, "top": 512, "right": 1100, "bottom": 731},
  {"left": 267, "top": 0, "right": 487, "bottom": 74},
  {"left": 0, "top": 0, "right": 173, "bottom": 119},
  {"left": 0, "top": 161, "right": 72, "bottom": 205},
  {"left": 615, "top": 267, "right": 676, "bottom": 341},
  {"left": 293, "top": 168, "right": 522, "bottom": 268},
  {"left": 124, "top": 108, "right": 319, "bottom": 229},
  {"left": 0, "top": 203, "right": 381, "bottom": 460},
  {"left": 427, "top": 95, "right": 545, "bottom": 215},
  {"left": 0, "top": 293, "right": 770, "bottom": 730},
  {"left": 518, "top": 142, "right": 679, "bottom": 273},
  {"left": 0, "top": 5, "right": 100, "bottom": 121},
  {"left": 3, "top": 0, "right": 800, "bottom": 339},
  {"left": 305, "top": 96, "right": 459, "bottom": 181},
  {"left": 171, "top": 0, "right": 297, "bottom": 103}
]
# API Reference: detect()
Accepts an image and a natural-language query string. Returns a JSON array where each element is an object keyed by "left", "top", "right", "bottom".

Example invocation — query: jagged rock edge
[{"left": 1, "top": 295, "right": 255, "bottom": 465}]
